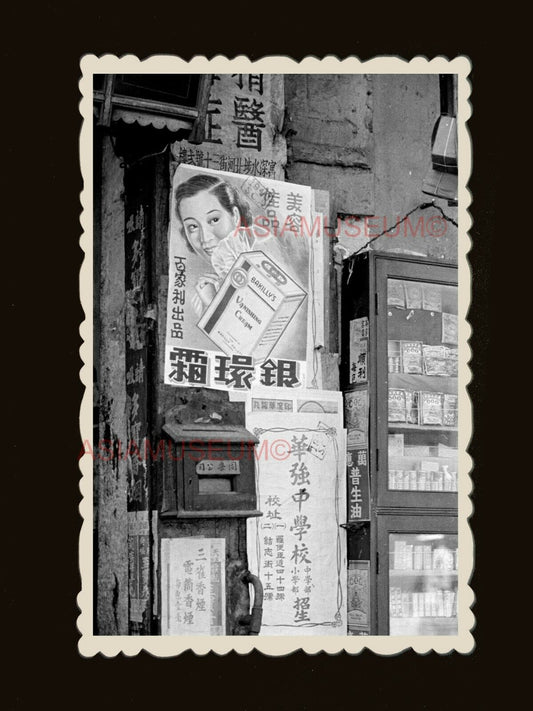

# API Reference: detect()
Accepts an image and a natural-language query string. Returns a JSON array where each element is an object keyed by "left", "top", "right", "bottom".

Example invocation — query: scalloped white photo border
[{"left": 78, "top": 54, "right": 473, "bottom": 657}]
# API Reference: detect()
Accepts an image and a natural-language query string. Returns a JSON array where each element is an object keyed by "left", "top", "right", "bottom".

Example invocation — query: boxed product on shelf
[
  {"left": 442, "top": 312, "right": 458, "bottom": 344},
  {"left": 401, "top": 341, "right": 423, "bottom": 374},
  {"left": 412, "top": 592, "right": 420, "bottom": 618},
  {"left": 405, "top": 389, "right": 420, "bottom": 424},
  {"left": 404, "top": 281, "right": 423, "bottom": 310},
  {"left": 422, "top": 284, "right": 442, "bottom": 312},
  {"left": 413, "top": 546, "right": 424, "bottom": 570},
  {"left": 388, "top": 280, "right": 406, "bottom": 308},
  {"left": 432, "top": 547, "right": 454, "bottom": 570},
  {"left": 437, "top": 443, "right": 458, "bottom": 458},
  {"left": 401, "top": 592, "right": 411, "bottom": 618},
  {"left": 444, "top": 590, "right": 455, "bottom": 617},
  {"left": 388, "top": 388, "right": 407, "bottom": 422},
  {"left": 423, "top": 546, "right": 433, "bottom": 570},
  {"left": 420, "top": 391, "right": 444, "bottom": 426},
  {"left": 404, "top": 544, "right": 413, "bottom": 569},
  {"left": 422, "top": 345, "right": 449, "bottom": 376},
  {"left": 443, "top": 394, "right": 458, "bottom": 427},
  {"left": 445, "top": 346, "right": 458, "bottom": 376},
  {"left": 388, "top": 433, "right": 404, "bottom": 457},
  {"left": 387, "top": 340, "right": 401, "bottom": 373},
  {"left": 436, "top": 590, "right": 445, "bottom": 617},
  {"left": 392, "top": 540, "right": 404, "bottom": 569},
  {"left": 403, "top": 444, "right": 431, "bottom": 457}
]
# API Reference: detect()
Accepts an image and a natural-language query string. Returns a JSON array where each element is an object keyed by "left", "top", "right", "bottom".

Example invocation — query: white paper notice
[
  {"left": 245, "top": 388, "right": 347, "bottom": 635},
  {"left": 161, "top": 538, "right": 225, "bottom": 635}
]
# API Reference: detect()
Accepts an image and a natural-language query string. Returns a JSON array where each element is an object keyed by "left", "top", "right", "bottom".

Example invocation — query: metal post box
[{"left": 162, "top": 422, "right": 262, "bottom": 518}]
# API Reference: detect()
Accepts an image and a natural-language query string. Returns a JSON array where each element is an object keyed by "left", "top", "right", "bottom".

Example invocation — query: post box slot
[{"left": 198, "top": 476, "right": 235, "bottom": 494}]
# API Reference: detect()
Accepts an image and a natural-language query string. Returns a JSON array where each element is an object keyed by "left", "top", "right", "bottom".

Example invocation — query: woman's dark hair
[{"left": 174, "top": 174, "right": 253, "bottom": 243}]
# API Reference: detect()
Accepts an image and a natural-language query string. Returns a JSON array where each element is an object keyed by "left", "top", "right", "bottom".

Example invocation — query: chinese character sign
[
  {"left": 349, "top": 317, "right": 368, "bottom": 385},
  {"left": 171, "top": 74, "right": 286, "bottom": 180},
  {"left": 347, "top": 448, "right": 370, "bottom": 522},
  {"left": 344, "top": 387, "right": 369, "bottom": 448},
  {"left": 246, "top": 388, "right": 347, "bottom": 635},
  {"left": 165, "top": 165, "right": 316, "bottom": 391},
  {"left": 161, "top": 538, "right": 225, "bottom": 635}
]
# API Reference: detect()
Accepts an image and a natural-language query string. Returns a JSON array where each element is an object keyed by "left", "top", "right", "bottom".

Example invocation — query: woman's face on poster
[{"left": 179, "top": 189, "right": 240, "bottom": 261}]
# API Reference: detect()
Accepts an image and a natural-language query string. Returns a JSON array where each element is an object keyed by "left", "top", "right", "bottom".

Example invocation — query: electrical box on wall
[{"left": 161, "top": 422, "right": 262, "bottom": 518}]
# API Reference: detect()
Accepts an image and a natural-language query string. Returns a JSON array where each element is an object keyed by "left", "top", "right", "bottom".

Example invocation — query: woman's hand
[{"left": 192, "top": 273, "right": 220, "bottom": 316}]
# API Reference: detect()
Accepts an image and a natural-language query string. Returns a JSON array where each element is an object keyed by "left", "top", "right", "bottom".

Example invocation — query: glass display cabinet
[{"left": 342, "top": 251, "right": 458, "bottom": 635}]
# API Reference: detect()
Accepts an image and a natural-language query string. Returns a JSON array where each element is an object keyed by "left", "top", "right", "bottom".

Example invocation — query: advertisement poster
[
  {"left": 245, "top": 388, "right": 347, "bottom": 635},
  {"left": 165, "top": 165, "right": 319, "bottom": 391},
  {"left": 347, "top": 560, "right": 371, "bottom": 635},
  {"left": 161, "top": 538, "right": 225, "bottom": 635}
]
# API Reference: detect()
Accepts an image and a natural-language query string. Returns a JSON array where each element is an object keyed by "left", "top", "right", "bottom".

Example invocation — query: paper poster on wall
[
  {"left": 347, "top": 560, "right": 371, "bottom": 635},
  {"left": 165, "top": 165, "right": 323, "bottom": 392},
  {"left": 161, "top": 538, "right": 225, "bottom": 635},
  {"left": 245, "top": 388, "right": 347, "bottom": 635}
]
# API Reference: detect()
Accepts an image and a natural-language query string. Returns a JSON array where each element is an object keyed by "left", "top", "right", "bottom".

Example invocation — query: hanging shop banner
[
  {"left": 347, "top": 560, "right": 371, "bottom": 635},
  {"left": 344, "top": 386, "right": 369, "bottom": 448},
  {"left": 161, "top": 538, "right": 225, "bottom": 635},
  {"left": 245, "top": 388, "right": 347, "bottom": 635},
  {"left": 165, "top": 165, "right": 316, "bottom": 392},
  {"left": 171, "top": 73, "right": 286, "bottom": 181},
  {"left": 349, "top": 317, "right": 369, "bottom": 385},
  {"left": 347, "top": 448, "right": 370, "bottom": 522}
]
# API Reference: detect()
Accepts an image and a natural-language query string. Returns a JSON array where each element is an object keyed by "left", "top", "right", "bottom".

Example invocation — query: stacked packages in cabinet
[
  {"left": 389, "top": 588, "right": 457, "bottom": 618},
  {"left": 392, "top": 540, "right": 458, "bottom": 571},
  {"left": 388, "top": 388, "right": 458, "bottom": 427},
  {"left": 388, "top": 341, "right": 458, "bottom": 377},
  {"left": 388, "top": 433, "right": 458, "bottom": 492}
]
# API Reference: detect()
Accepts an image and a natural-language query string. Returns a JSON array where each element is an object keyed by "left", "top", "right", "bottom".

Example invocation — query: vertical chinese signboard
[
  {"left": 165, "top": 165, "right": 322, "bottom": 392},
  {"left": 245, "top": 388, "right": 347, "bottom": 635},
  {"left": 345, "top": 316, "right": 371, "bottom": 524},
  {"left": 161, "top": 538, "right": 225, "bottom": 635},
  {"left": 172, "top": 73, "right": 286, "bottom": 181}
]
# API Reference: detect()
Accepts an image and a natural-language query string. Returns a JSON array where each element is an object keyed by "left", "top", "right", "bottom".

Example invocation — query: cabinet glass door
[
  {"left": 388, "top": 531, "right": 458, "bottom": 636},
  {"left": 386, "top": 278, "right": 458, "bottom": 501}
]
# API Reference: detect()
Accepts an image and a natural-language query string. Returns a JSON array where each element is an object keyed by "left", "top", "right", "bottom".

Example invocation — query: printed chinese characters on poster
[
  {"left": 161, "top": 538, "right": 225, "bottom": 635},
  {"left": 165, "top": 165, "right": 316, "bottom": 391},
  {"left": 245, "top": 388, "right": 347, "bottom": 635}
]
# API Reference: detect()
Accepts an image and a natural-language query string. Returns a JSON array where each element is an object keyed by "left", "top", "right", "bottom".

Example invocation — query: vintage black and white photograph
[{"left": 79, "top": 56, "right": 473, "bottom": 655}]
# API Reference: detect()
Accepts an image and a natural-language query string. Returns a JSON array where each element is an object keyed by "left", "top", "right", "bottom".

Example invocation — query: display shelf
[
  {"left": 388, "top": 455, "right": 457, "bottom": 463},
  {"left": 388, "top": 423, "right": 458, "bottom": 432},
  {"left": 389, "top": 569, "right": 457, "bottom": 578},
  {"left": 390, "top": 617, "right": 457, "bottom": 635},
  {"left": 388, "top": 373, "right": 457, "bottom": 393}
]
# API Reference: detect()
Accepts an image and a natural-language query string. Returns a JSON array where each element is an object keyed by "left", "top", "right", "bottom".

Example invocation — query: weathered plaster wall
[
  {"left": 371, "top": 74, "right": 458, "bottom": 261},
  {"left": 285, "top": 74, "right": 374, "bottom": 217},
  {"left": 286, "top": 74, "right": 458, "bottom": 263}
]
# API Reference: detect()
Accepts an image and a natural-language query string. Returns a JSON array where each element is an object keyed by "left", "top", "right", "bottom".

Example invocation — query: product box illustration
[{"left": 197, "top": 251, "right": 307, "bottom": 363}]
